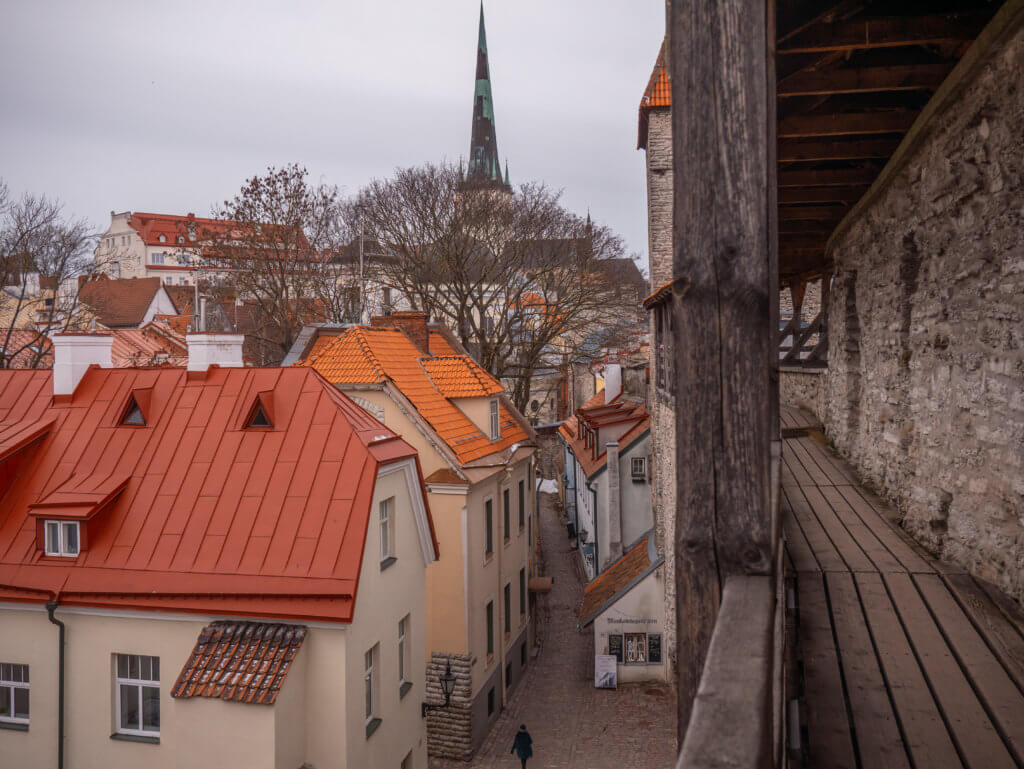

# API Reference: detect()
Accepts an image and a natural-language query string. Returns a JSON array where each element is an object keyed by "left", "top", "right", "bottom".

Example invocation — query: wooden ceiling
[{"left": 776, "top": 1, "right": 1003, "bottom": 283}]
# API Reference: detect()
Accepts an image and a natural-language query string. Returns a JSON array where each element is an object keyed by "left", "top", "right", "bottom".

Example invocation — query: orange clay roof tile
[
  {"left": 558, "top": 390, "right": 650, "bottom": 479},
  {"left": 300, "top": 326, "right": 527, "bottom": 464},
  {"left": 638, "top": 39, "right": 670, "bottom": 149},
  {"left": 578, "top": 535, "right": 661, "bottom": 626}
]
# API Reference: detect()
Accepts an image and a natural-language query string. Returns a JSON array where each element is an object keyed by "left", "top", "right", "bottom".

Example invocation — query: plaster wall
[
  {"left": 592, "top": 566, "right": 667, "bottom": 684},
  {"left": 823, "top": 23, "right": 1024, "bottom": 598}
]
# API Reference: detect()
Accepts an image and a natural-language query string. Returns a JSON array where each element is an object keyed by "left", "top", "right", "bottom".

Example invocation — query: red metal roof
[
  {"left": 0, "top": 365, "right": 436, "bottom": 623},
  {"left": 638, "top": 39, "right": 670, "bottom": 149}
]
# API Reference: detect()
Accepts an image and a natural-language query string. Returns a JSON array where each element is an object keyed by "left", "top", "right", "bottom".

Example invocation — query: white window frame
[
  {"left": 151, "top": 252, "right": 165, "bottom": 265},
  {"left": 489, "top": 398, "right": 500, "bottom": 440},
  {"left": 379, "top": 497, "right": 394, "bottom": 563},
  {"left": 44, "top": 520, "right": 79, "bottom": 557},
  {"left": 631, "top": 456, "right": 647, "bottom": 481},
  {"left": 364, "top": 646, "right": 377, "bottom": 724},
  {"left": 0, "top": 663, "right": 29, "bottom": 725},
  {"left": 114, "top": 654, "right": 160, "bottom": 737},
  {"left": 398, "top": 616, "right": 409, "bottom": 687}
]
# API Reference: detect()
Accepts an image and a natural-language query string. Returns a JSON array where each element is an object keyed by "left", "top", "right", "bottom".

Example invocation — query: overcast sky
[{"left": 0, "top": 1, "right": 664, "bottom": 272}]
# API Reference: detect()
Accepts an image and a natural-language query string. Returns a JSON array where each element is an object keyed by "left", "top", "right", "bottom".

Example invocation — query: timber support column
[{"left": 669, "top": 0, "right": 778, "bottom": 742}]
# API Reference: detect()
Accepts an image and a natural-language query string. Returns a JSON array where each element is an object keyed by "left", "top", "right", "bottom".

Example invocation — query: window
[
  {"left": 487, "top": 686, "right": 495, "bottom": 716},
  {"left": 504, "top": 584, "right": 511, "bottom": 635},
  {"left": 379, "top": 497, "right": 394, "bottom": 566},
  {"left": 489, "top": 399, "right": 500, "bottom": 440},
  {"left": 114, "top": 654, "right": 159, "bottom": 736},
  {"left": 364, "top": 644, "right": 380, "bottom": 735},
  {"left": 398, "top": 615, "right": 411, "bottom": 695},
  {"left": 121, "top": 235, "right": 127, "bottom": 246},
  {"left": 0, "top": 663, "right": 29, "bottom": 726},
  {"left": 520, "top": 642, "right": 526, "bottom": 667},
  {"left": 503, "top": 488, "right": 510, "bottom": 542},
  {"left": 625, "top": 633, "right": 649, "bottom": 665},
  {"left": 505, "top": 663, "right": 511, "bottom": 688},
  {"left": 519, "top": 568, "right": 526, "bottom": 616},
  {"left": 110, "top": 263, "right": 121, "bottom": 279},
  {"left": 517, "top": 480, "right": 525, "bottom": 529},
  {"left": 158, "top": 234, "right": 166, "bottom": 243},
  {"left": 484, "top": 499, "right": 493, "bottom": 558},
  {"left": 151, "top": 252, "right": 165, "bottom": 265},
  {"left": 120, "top": 396, "right": 145, "bottom": 426},
  {"left": 486, "top": 601, "right": 494, "bottom": 657},
  {"left": 44, "top": 520, "right": 79, "bottom": 557},
  {"left": 245, "top": 400, "right": 272, "bottom": 429},
  {"left": 382, "top": 287, "right": 392, "bottom": 312},
  {"left": 631, "top": 456, "right": 647, "bottom": 482},
  {"left": 177, "top": 236, "right": 185, "bottom": 244}
]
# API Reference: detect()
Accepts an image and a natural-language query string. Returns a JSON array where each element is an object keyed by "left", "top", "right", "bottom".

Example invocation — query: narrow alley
[{"left": 432, "top": 488, "right": 678, "bottom": 769}]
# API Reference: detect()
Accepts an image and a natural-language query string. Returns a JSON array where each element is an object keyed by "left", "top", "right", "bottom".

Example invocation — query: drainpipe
[
  {"left": 46, "top": 598, "right": 65, "bottom": 769},
  {"left": 606, "top": 441, "right": 623, "bottom": 566}
]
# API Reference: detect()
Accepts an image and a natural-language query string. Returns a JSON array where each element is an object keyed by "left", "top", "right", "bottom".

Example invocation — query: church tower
[{"left": 464, "top": 3, "right": 512, "bottom": 193}]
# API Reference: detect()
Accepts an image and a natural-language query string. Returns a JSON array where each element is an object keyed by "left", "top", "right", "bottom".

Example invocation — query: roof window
[
  {"left": 245, "top": 398, "right": 273, "bottom": 429},
  {"left": 159, "top": 234, "right": 167, "bottom": 243},
  {"left": 177, "top": 236, "right": 185, "bottom": 244},
  {"left": 120, "top": 396, "right": 145, "bottom": 426}
]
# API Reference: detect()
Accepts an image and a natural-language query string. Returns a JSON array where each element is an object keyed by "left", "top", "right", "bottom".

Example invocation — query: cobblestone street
[{"left": 431, "top": 490, "right": 677, "bottom": 769}]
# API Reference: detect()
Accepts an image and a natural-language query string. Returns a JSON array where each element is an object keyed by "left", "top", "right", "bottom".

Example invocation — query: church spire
[{"left": 466, "top": 2, "right": 510, "bottom": 192}]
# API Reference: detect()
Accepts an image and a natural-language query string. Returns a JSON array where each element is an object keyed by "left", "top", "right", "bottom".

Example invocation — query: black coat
[{"left": 512, "top": 730, "right": 533, "bottom": 759}]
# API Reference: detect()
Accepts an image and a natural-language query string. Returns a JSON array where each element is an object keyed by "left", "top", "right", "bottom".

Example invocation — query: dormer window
[
  {"left": 177, "top": 236, "right": 185, "bottom": 244},
  {"left": 489, "top": 399, "right": 500, "bottom": 440},
  {"left": 159, "top": 234, "right": 167, "bottom": 243},
  {"left": 44, "top": 520, "right": 79, "bottom": 557},
  {"left": 120, "top": 397, "right": 145, "bottom": 426},
  {"left": 245, "top": 401, "right": 272, "bottom": 428}
]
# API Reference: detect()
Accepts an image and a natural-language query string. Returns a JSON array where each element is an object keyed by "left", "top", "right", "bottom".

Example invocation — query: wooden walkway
[{"left": 781, "top": 407, "right": 1024, "bottom": 769}]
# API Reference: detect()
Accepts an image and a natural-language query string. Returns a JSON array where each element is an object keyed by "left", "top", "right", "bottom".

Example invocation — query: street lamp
[{"left": 422, "top": 659, "right": 457, "bottom": 717}]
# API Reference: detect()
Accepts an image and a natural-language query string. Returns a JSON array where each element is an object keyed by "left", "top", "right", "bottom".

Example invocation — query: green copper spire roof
[{"left": 466, "top": 3, "right": 511, "bottom": 192}]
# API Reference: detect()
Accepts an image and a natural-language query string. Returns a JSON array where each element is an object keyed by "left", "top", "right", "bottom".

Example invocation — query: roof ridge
[{"left": 352, "top": 327, "right": 388, "bottom": 382}]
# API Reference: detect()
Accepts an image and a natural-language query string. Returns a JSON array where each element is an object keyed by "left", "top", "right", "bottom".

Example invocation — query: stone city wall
[{"left": 823, "top": 23, "right": 1024, "bottom": 597}]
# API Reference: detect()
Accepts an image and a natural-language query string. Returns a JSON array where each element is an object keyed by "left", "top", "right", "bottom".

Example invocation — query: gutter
[{"left": 46, "top": 597, "right": 65, "bottom": 769}]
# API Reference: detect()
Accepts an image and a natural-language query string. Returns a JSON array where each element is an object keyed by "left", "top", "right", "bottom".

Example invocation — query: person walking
[{"left": 511, "top": 724, "right": 533, "bottom": 768}]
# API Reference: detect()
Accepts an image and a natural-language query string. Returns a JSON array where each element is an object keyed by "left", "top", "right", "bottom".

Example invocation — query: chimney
[
  {"left": 186, "top": 333, "right": 244, "bottom": 372},
  {"left": 606, "top": 441, "right": 623, "bottom": 565},
  {"left": 53, "top": 333, "right": 113, "bottom": 396},
  {"left": 374, "top": 311, "right": 429, "bottom": 354},
  {"left": 604, "top": 363, "right": 622, "bottom": 403}
]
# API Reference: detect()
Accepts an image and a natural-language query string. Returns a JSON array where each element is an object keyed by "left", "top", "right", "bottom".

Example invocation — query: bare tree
[
  {"left": 0, "top": 181, "right": 101, "bottom": 368},
  {"left": 350, "top": 163, "right": 641, "bottom": 412},
  {"left": 195, "top": 164, "right": 354, "bottom": 361}
]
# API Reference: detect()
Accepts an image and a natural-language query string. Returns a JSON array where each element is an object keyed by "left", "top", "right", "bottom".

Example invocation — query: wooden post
[{"left": 670, "top": 0, "right": 778, "bottom": 742}]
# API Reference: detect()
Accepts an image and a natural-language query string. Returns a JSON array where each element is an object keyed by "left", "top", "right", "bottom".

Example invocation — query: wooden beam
[
  {"left": 778, "top": 14, "right": 988, "bottom": 54},
  {"left": 778, "top": 167, "right": 877, "bottom": 187},
  {"left": 781, "top": 233, "right": 829, "bottom": 249},
  {"left": 778, "top": 204, "right": 847, "bottom": 220},
  {"left": 779, "top": 220, "right": 836, "bottom": 234},
  {"left": 778, "top": 111, "right": 917, "bottom": 137},
  {"left": 778, "top": 137, "right": 900, "bottom": 162},
  {"left": 778, "top": 63, "right": 950, "bottom": 97},
  {"left": 779, "top": 185, "right": 868, "bottom": 204},
  {"left": 670, "top": 0, "right": 776, "bottom": 744}
]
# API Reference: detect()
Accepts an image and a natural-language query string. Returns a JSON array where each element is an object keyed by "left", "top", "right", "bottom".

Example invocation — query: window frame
[
  {"left": 631, "top": 456, "right": 647, "bottom": 482},
  {"left": 484, "top": 498, "right": 493, "bottom": 559},
  {"left": 519, "top": 568, "right": 526, "bottom": 617},
  {"left": 517, "top": 479, "right": 525, "bottom": 530},
  {"left": 489, "top": 398, "right": 500, "bottom": 440},
  {"left": 364, "top": 645, "right": 376, "bottom": 725},
  {"left": 113, "top": 654, "right": 160, "bottom": 737},
  {"left": 398, "top": 616, "right": 409, "bottom": 689},
  {"left": 379, "top": 497, "right": 394, "bottom": 566},
  {"left": 0, "top": 663, "right": 29, "bottom": 726},
  {"left": 502, "top": 488, "right": 511, "bottom": 543},
  {"left": 504, "top": 583, "right": 511, "bottom": 636},
  {"left": 150, "top": 251, "right": 165, "bottom": 265},
  {"left": 485, "top": 600, "right": 494, "bottom": 658},
  {"left": 44, "top": 520, "right": 80, "bottom": 557}
]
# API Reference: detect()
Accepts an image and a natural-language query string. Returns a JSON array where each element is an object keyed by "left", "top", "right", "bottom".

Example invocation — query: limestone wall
[
  {"left": 780, "top": 367, "right": 826, "bottom": 424},
  {"left": 823, "top": 23, "right": 1024, "bottom": 597}
]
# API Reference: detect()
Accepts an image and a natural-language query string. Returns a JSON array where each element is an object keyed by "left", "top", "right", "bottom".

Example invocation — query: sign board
[{"left": 595, "top": 654, "right": 617, "bottom": 689}]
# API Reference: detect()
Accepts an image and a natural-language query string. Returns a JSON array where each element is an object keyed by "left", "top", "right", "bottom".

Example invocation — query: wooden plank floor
[{"left": 782, "top": 419, "right": 1024, "bottom": 769}]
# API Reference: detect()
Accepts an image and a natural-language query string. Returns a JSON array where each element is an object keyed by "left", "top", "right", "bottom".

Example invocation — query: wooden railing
[{"left": 779, "top": 276, "right": 829, "bottom": 368}]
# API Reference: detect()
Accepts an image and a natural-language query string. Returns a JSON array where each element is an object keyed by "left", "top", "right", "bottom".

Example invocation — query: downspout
[{"left": 46, "top": 598, "right": 65, "bottom": 769}]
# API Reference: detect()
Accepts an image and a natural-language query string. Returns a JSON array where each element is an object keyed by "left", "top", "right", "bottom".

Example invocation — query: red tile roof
[
  {"left": 78, "top": 276, "right": 164, "bottom": 328},
  {"left": 558, "top": 390, "right": 650, "bottom": 479},
  {"left": 299, "top": 325, "right": 528, "bottom": 463},
  {"left": 128, "top": 212, "right": 235, "bottom": 248},
  {"left": 642, "top": 280, "right": 674, "bottom": 311},
  {"left": 578, "top": 535, "right": 662, "bottom": 627},
  {"left": 171, "top": 621, "right": 306, "bottom": 705},
  {"left": 0, "top": 365, "right": 436, "bottom": 622},
  {"left": 638, "top": 39, "right": 670, "bottom": 150}
]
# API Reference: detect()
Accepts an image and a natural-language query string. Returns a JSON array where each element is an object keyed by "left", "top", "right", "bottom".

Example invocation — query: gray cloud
[{"left": 0, "top": 0, "right": 663, "bottom": 272}]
